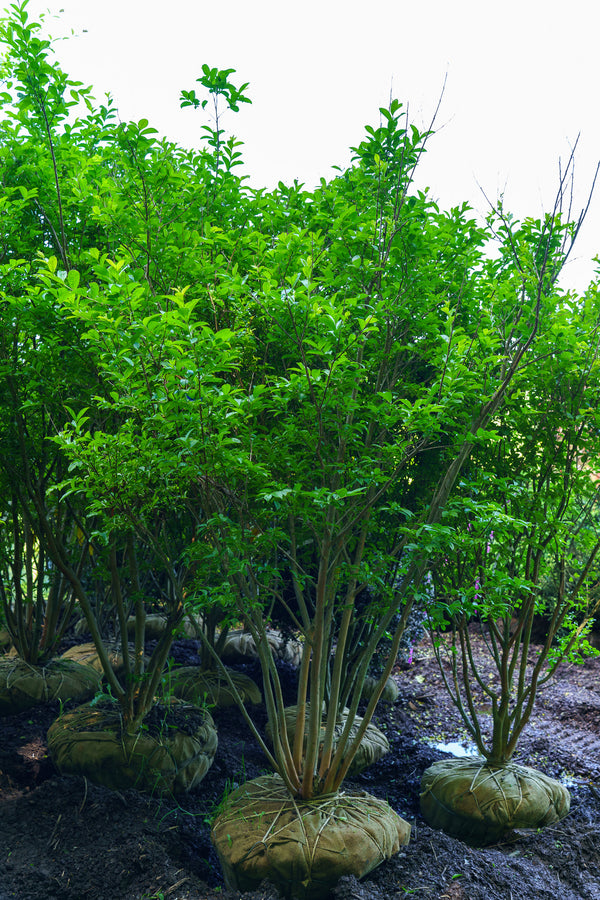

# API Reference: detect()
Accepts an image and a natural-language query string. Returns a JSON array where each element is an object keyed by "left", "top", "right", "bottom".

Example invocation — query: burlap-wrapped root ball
[
  {"left": 361, "top": 675, "right": 399, "bottom": 703},
  {"left": 212, "top": 773, "right": 411, "bottom": 900},
  {"left": 126, "top": 613, "right": 169, "bottom": 640},
  {"left": 266, "top": 705, "right": 389, "bottom": 776},
  {"left": 168, "top": 665, "right": 262, "bottom": 707},
  {"left": 61, "top": 642, "right": 149, "bottom": 677},
  {"left": 47, "top": 698, "right": 217, "bottom": 794},
  {"left": 221, "top": 628, "right": 303, "bottom": 667},
  {"left": 167, "top": 666, "right": 262, "bottom": 706},
  {"left": 420, "top": 757, "right": 570, "bottom": 845},
  {"left": 0, "top": 629, "right": 12, "bottom": 652},
  {"left": 0, "top": 657, "right": 101, "bottom": 716}
]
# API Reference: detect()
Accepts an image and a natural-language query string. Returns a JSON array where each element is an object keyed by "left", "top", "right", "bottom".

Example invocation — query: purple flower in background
[{"left": 474, "top": 576, "right": 481, "bottom": 602}]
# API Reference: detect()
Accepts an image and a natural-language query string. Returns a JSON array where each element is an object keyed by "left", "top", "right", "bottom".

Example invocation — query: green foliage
[
  {"left": 180, "top": 64, "right": 251, "bottom": 114},
  {"left": 180, "top": 65, "right": 251, "bottom": 178},
  {"left": 0, "top": 0, "right": 598, "bottom": 781}
]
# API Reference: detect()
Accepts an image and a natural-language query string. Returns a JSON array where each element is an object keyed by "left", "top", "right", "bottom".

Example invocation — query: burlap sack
[
  {"left": 76, "top": 612, "right": 168, "bottom": 639},
  {"left": 266, "top": 705, "right": 389, "bottom": 775},
  {"left": 360, "top": 675, "right": 399, "bottom": 703},
  {"left": 61, "top": 642, "right": 149, "bottom": 676},
  {"left": 126, "top": 613, "right": 168, "bottom": 640},
  {"left": 0, "top": 629, "right": 11, "bottom": 652},
  {"left": 221, "top": 629, "right": 303, "bottom": 667},
  {"left": 0, "top": 657, "right": 101, "bottom": 716},
  {"left": 420, "top": 757, "right": 570, "bottom": 845},
  {"left": 212, "top": 773, "right": 411, "bottom": 899},
  {"left": 168, "top": 665, "right": 262, "bottom": 707},
  {"left": 47, "top": 699, "right": 217, "bottom": 794}
]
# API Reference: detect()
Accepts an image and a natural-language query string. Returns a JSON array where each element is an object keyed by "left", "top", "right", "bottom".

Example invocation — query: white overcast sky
[{"left": 15, "top": 0, "right": 600, "bottom": 293}]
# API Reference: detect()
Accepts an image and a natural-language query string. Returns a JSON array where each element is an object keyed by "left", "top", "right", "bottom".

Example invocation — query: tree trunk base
[{"left": 266, "top": 704, "right": 390, "bottom": 775}]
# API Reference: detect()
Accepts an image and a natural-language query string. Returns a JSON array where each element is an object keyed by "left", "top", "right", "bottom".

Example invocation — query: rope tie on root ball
[
  {"left": 211, "top": 773, "right": 410, "bottom": 900},
  {"left": 420, "top": 757, "right": 570, "bottom": 845},
  {"left": 0, "top": 657, "right": 101, "bottom": 716},
  {"left": 47, "top": 699, "right": 218, "bottom": 794}
]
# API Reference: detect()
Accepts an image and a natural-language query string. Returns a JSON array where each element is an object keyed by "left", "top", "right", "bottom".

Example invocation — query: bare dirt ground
[{"left": 2, "top": 634, "right": 600, "bottom": 900}]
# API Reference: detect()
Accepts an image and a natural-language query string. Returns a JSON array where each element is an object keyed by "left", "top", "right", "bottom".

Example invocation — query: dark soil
[{"left": 2, "top": 635, "right": 600, "bottom": 900}]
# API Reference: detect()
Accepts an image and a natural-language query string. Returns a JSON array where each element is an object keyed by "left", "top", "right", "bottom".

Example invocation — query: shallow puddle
[{"left": 430, "top": 739, "right": 480, "bottom": 757}]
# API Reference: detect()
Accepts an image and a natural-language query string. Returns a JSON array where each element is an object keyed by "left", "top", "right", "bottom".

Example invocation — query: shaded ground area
[{"left": 2, "top": 636, "right": 600, "bottom": 900}]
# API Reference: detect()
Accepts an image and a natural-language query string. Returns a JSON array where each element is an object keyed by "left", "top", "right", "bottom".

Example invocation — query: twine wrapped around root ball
[
  {"left": 168, "top": 665, "right": 262, "bottom": 707},
  {"left": 420, "top": 757, "right": 570, "bottom": 845},
  {"left": 266, "top": 705, "right": 390, "bottom": 776},
  {"left": 0, "top": 657, "right": 101, "bottom": 716},
  {"left": 211, "top": 773, "right": 411, "bottom": 900},
  {"left": 47, "top": 698, "right": 218, "bottom": 794}
]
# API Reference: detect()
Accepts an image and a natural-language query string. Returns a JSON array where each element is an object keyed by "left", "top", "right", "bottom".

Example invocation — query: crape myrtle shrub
[{"left": 1, "top": 0, "right": 600, "bottom": 794}]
